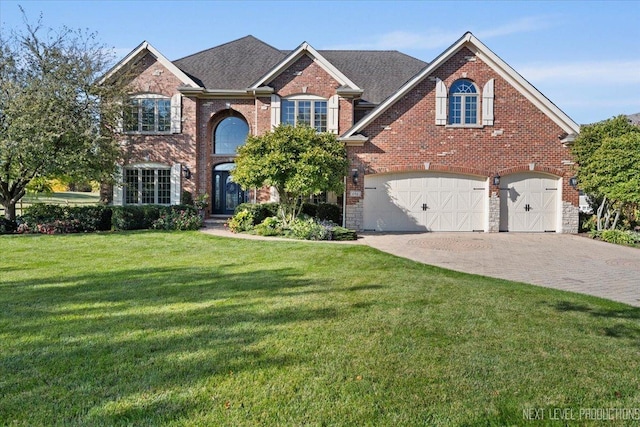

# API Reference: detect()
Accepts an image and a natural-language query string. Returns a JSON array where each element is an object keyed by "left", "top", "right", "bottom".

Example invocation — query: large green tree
[
  {"left": 232, "top": 124, "right": 349, "bottom": 226},
  {"left": 0, "top": 12, "right": 124, "bottom": 220},
  {"left": 571, "top": 115, "right": 640, "bottom": 230}
]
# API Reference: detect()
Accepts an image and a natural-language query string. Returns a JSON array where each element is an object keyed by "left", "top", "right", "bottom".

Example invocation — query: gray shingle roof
[
  {"left": 318, "top": 50, "right": 427, "bottom": 104},
  {"left": 172, "top": 36, "right": 427, "bottom": 104},
  {"left": 174, "top": 36, "right": 285, "bottom": 90}
]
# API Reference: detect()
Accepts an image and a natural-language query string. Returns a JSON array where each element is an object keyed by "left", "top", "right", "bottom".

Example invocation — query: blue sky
[{"left": 1, "top": 0, "right": 638, "bottom": 124}]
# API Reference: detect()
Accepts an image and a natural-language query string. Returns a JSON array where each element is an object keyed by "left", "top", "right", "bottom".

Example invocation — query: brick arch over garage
[
  {"left": 366, "top": 162, "right": 492, "bottom": 178},
  {"left": 497, "top": 164, "right": 565, "bottom": 178}
]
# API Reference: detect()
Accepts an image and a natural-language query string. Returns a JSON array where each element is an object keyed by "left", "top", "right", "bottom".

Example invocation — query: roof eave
[{"left": 100, "top": 41, "right": 200, "bottom": 88}]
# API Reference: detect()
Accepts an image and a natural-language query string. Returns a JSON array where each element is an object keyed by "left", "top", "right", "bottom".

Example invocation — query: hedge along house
[{"left": 104, "top": 32, "right": 580, "bottom": 232}]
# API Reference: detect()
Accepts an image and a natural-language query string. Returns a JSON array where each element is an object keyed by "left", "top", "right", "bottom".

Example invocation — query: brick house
[{"left": 104, "top": 32, "right": 580, "bottom": 233}]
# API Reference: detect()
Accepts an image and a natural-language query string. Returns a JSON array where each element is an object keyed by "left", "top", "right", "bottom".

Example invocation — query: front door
[{"left": 212, "top": 168, "right": 245, "bottom": 215}]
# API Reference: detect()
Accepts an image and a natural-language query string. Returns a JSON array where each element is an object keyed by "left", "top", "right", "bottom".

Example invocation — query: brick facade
[{"left": 113, "top": 36, "right": 579, "bottom": 232}]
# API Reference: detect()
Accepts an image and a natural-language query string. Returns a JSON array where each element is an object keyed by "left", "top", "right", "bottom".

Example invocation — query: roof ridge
[{"left": 173, "top": 35, "right": 279, "bottom": 62}]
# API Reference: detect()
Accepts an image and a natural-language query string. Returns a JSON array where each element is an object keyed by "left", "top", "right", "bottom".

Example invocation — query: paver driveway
[{"left": 360, "top": 232, "right": 640, "bottom": 307}]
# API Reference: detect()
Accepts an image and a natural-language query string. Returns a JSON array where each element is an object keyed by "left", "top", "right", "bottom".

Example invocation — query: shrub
[
  {"left": 331, "top": 226, "right": 358, "bottom": 241},
  {"left": 152, "top": 209, "right": 202, "bottom": 231},
  {"left": 316, "top": 203, "right": 341, "bottom": 224},
  {"left": 22, "top": 204, "right": 66, "bottom": 223},
  {"left": 0, "top": 218, "right": 17, "bottom": 234},
  {"left": 601, "top": 230, "right": 638, "bottom": 246},
  {"left": 20, "top": 204, "right": 112, "bottom": 233},
  {"left": 111, "top": 206, "right": 147, "bottom": 230},
  {"left": 182, "top": 191, "right": 194, "bottom": 206},
  {"left": 67, "top": 206, "right": 112, "bottom": 232},
  {"left": 301, "top": 202, "right": 318, "bottom": 218},
  {"left": 289, "top": 217, "right": 330, "bottom": 241},
  {"left": 234, "top": 202, "right": 279, "bottom": 225},
  {"left": 226, "top": 210, "right": 254, "bottom": 233},
  {"left": 111, "top": 205, "right": 197, "bottom": 231},
  {"left": 254, "top": 216, "right": 284, "bottom": 236}
]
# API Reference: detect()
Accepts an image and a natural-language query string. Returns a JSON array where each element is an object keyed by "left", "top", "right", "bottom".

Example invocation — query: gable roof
[
  {"left": 342, "top": 32, "right": 580, "bottom": 139},
  {"left": 248, "top": 41, "right": 363, "bottom": 94},
  {"left": 101, "top": 41, "right": 199, "bottom": 88}
]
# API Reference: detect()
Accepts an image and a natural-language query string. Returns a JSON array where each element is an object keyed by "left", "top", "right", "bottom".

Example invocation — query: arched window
[
  {"left": 449, "top": 79, "right": 478, "bottom": 125},
  {"left": 214, "top": 116, "right": 249, "bottom": 154}
]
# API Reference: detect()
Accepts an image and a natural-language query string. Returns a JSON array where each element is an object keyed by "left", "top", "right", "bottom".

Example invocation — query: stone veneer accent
[
  {"left": 488, "top": 192, "right": 500, "bottom": 233},
  {"left": 562, "top": 201, "right": 579, "bottom": 234},
  {"left": 345, "top": 199, "right": 363, "bottom": 230}
]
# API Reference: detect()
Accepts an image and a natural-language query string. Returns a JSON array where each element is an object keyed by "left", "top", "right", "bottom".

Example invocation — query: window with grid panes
[
  {"left": 281, "top": 98, "right": 328, "bottom": 132},
  {"left": 124, "top": 167, "right": 171, "bottom": 204}
]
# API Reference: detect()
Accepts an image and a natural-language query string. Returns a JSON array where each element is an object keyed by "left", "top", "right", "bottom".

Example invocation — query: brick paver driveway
[{"left": 360, "top": 232, "right": 640, "bottom": 307}]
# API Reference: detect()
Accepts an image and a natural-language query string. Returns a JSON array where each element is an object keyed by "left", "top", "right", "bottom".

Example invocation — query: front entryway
[
  {"left": 499, "top": 172, "right": 559, "bottom": 232},
  {"left": 212, "top": 163, "right": 246, "bottom": 215},
  {"left": 363, "top": 172, "right": 487, "bottom": 232}
]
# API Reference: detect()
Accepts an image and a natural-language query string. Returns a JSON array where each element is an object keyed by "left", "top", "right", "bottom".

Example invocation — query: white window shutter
[
  {"left": 270, "top": 94, "right": 281, "bottom": 129},
  {"left": 170, "top": 164, "right": 181, "bottom": 205},
  {"left": 113, "top": 164, "right": 124, "bottom": 206},
  {"left": 328, "top": 95, "right": 339, "bottom": 134},
  {"left": 115, "top": 100, "right": 124, "bottom": 133},
  {"left": 171, "top": 94, "right": 182, "bottom": 133},
  {"left": 435, "top": 79, "right": 447, "bottom": 125},
  {"left": 482, "top": 79, "right": 495, "bottom": 126}
]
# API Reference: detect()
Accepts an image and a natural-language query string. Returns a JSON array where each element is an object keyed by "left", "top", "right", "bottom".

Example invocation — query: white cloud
[
  {"left": 518, "top": 60, "right": 640, "bottom": 83},
  {"left": 475, "top": 16, "right": 555, "bottom": 39},
  {"left": 325, "top": 16, "right": 554, "bottom": 51}
]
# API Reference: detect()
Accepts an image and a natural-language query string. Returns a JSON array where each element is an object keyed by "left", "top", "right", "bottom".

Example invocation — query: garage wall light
[
  {"left": 183, "top": 165, "right": 191, "bottom": 180},
  {"left": 569, "top": 177, "right": 578, "bottom": 188},
  {"left": 352, "top": 169, "right": 359, "bottom": 185},
  {"left": 492, "top": 175, "right": 500, "bottom": 186}
]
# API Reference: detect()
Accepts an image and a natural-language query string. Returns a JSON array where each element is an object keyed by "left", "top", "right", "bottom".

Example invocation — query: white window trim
[
  {"left": 281, "top": 95, "right": 329, "bottom": 132},
  {"left": 124, "top": 94, "right": 173, "bottom": 135},
  {"left": 449, "top": 80, "right": 479, "bottom": 126},
  {"left": 122, "top": 163, "right": 174, "bottom": 205},
  {"left": 435, "top": 78, "right": 495, "bottom": 128}
]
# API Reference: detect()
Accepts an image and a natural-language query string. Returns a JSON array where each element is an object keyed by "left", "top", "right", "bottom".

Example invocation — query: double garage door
[
  {"left": 363, "top": 172, "right": 486, "bottom": 232},
  {"left": 363, "top": 172, "right": 559, "bottom": 232}
]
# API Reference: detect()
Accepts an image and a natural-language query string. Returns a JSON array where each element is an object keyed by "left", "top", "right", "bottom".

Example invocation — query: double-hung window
[
  {"left": 281, "top": 97, "right": 328, "bottom": 132},
  {"left": 124, "top": 95, "right": 171, "bottom": 133},
  {"left": 448, "top": 79, "right": 478, "bottom": 125},
  {"left": 124, "top": 167, "right": 171, "bottom": 205}
]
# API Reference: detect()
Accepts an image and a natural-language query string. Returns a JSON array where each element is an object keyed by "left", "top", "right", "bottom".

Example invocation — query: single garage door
[
  {"left": 499, "top": 173, "right": 559, "bottom": 232},
  {"left": 363, "top": 172, "right": 486, "bottom": 232}
]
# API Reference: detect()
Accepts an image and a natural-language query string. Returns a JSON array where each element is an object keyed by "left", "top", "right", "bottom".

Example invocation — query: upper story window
[
  {"left": 124, "top": 95, "right": 171, "bottom": 133},
  {"left": 449, "top": 79, "right": 478, "bottom": 125},
  {"left": 214, "top": 116, "right": 249, "bottom": 154},
  {"left": 435, "top": 78, "right": 494, "bottom": 127},
  {"left": 282, "top": 96, "right": 328, "bottom": 132}
]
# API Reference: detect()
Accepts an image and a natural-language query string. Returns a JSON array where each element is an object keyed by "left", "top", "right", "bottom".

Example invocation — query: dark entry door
[{"left": 212, "top": 170, "right": 245, "bottom": 215}]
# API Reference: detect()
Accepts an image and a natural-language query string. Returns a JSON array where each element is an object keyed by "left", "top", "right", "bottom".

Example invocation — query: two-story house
[{"left": 104, "top": 32, "right": 580, "bottom": 233}]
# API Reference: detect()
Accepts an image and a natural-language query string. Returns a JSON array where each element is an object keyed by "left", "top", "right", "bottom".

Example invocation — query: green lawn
[{"left": 1, "top": 232, "right": 639, "bottom": 426}]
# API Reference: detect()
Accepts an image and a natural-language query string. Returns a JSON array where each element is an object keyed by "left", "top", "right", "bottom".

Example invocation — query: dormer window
[{"left": 449, "top": 79, "right": 478, "bottom": 125}]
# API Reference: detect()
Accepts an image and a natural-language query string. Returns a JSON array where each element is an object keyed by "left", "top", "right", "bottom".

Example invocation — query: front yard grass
[{"left": 1, "top": 232, "right": 639, "bottom": 425}]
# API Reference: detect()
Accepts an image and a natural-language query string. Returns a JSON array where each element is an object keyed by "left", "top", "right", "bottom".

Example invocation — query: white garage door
[
  {"left": 363, "top": 172, "right": 486, "bottom": 232},
  {"left": 499, "top": 173, "right": 559, "bottom": 232}
]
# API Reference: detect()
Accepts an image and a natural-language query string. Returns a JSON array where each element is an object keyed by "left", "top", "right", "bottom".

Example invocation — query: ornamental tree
[
  {"left": 232, "top": 124, "right": 349, "bottom": 226},
  {"left": 0, "top": 11, "right": 124, "bottom": 220},
  {"left": 571, "top": 115, "right": 640, "bottom": 230}
]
